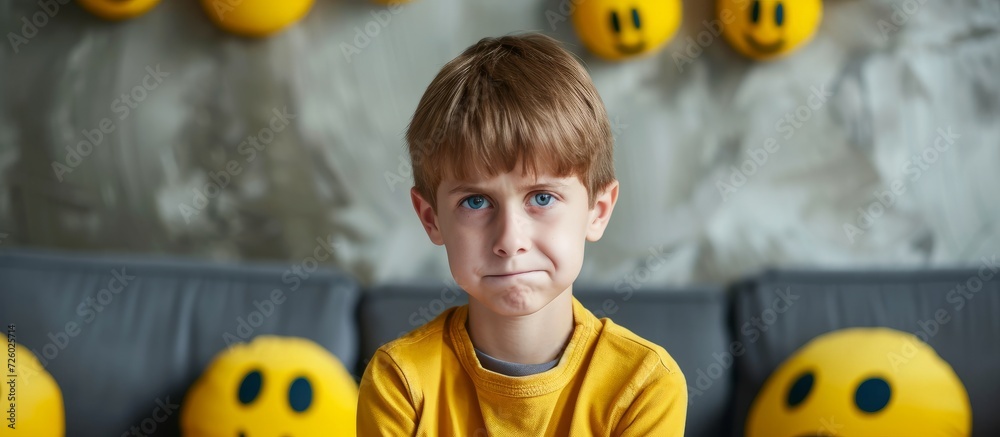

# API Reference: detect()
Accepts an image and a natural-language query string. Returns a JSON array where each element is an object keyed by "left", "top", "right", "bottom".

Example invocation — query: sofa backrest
[
  {"left": 358, "top": 283, "right": 734, "bottom": 437},
  {"left": 0, "top": 248, "right": 360, "bottom": 436},
  {"left": 731, "top": 267, "right": 1000, "bottom": 437},
  {"left": 7, "top": 246, "right": 996, "bottom": 437}
]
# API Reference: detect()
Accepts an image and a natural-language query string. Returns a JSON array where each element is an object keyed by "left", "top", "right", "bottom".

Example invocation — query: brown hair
[{"left": 406, "top": 33, "right": 615, "bottom": 211}]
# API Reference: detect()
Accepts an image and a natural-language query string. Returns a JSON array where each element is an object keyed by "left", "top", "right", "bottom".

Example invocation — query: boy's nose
[{"left": 492, "top": 210, "right": 531, "bottom": 257}]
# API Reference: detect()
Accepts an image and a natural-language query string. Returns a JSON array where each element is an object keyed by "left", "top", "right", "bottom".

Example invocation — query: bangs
[{"left": 437, "top": 91, "right": 595, "bottom": 186}]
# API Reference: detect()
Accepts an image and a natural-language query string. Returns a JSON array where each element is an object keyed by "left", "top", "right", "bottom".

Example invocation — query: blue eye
[
  {"left": 610, "top": 11, "right": 621, "bottom": 33},
  {"left": 855, "top": 377, "right": 891, "bottom": 413},
  {"left": 238, "top": 370, "right": 263, "bottom": 405},
  {"left": 460, "top": 195, "right": 490, "bottom": 210},
  {"left": 530, "top": 193, "right": 554, "bottom": 207},
  {"left": 775, "top": 2, "right": 784, "bottom": 26},
  {"left": 632, "top": 9, "right": 641, "bottom": 29},
  {"left": 288, "top": 376, "right": 313, "bottom": 413},
  {"left": 751, "top": 0, "right": 761, "bottom": 23},
  {"left": 786, "top": 371, "right": 814, "bottom": 408}
]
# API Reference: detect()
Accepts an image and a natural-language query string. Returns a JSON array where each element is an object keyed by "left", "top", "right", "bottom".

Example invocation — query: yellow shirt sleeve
[
  {"left": 612, "top": 364, "right": 688, "bottom": 437},
  {"left": 357, "top": 349, "right": 417, "bottom": 435}
]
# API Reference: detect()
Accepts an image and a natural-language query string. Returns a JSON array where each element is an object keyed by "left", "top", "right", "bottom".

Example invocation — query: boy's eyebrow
[{"left": 447, "top": 181, "right": 569, "bottom": 195}]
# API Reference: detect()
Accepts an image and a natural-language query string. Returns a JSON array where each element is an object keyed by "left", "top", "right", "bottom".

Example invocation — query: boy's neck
[{"left": 466, "top": 287, "right": 575, "bottom": 365}]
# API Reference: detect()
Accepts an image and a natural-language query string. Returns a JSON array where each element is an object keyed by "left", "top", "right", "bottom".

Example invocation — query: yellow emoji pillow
[
  {"left": 76, "top": 0, "right": 160, "bottom": 21},
  {"left": 717, "top": 0, "right": 822, "bottom": 60},
  {"left": 746, "top": 328, "right": 971, "bottom": 437},
  {"left": 181, "top": 336, "right": 358, "bottom": 437},
  {"left": 571, "top": 0, "right": 682, "bottom": 61},
  {"left": 1, "top": 343, "right": 64, "bottom": 437},
  {"left": 200, "top": 0, "right": 314, "bottom": 37}
]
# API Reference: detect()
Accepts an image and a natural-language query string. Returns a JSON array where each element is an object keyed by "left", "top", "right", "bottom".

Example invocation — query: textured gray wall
[{"left": 1, "top": 0, "right": 998, "bottom": 286}]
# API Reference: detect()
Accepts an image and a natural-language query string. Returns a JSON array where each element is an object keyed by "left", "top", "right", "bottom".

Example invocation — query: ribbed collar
[{"left": 474, "top": 345, "right": 561, "bottom": 377}]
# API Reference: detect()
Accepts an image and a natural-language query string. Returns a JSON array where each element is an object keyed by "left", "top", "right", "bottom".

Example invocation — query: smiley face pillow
[
  {"left": 717, "top": 0, "right": 822, "bottom": 60},
  {"left": 746, "top": 328, "right": 971, "bottom": 437},
  {"left": 76, "top": 0, "right": 161, "bottom": 21},
  {"left": 75, "top": 0, "right": 311, "bottom": 34},
  {"left": 571, "top": 0, "right": 682, "bottom": 61},
  {"left": 0, "top": 343, "right": 64, "bottom": 437},
  {"left": 198, "top": 0, "right": 315, "bottom": 37},
  {"left": 181, "top": 336, "right": 358, "bottom": 437}
]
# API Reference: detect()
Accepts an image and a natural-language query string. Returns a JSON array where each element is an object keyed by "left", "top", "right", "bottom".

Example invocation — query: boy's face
[{"left": 411, "top": 164, "right": 619, "bottom": 318}]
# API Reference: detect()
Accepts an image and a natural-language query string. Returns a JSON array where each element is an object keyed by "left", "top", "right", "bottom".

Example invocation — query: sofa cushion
[
  {"left": 0, "top": 248, "right": 360, "bottom": 437},
  {"left": 358, "top": 283, "right": 733, "bottom": 437},
  {"left": 731, "top": 266, "right": 1000, "bottom": 437}
]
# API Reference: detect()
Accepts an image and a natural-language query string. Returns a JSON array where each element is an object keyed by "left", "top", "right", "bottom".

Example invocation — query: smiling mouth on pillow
[
  {"left": 744, "top": 34, "right": 784, "bottom": 54},
  {"left": 614, "top": 40, "right": 647, "bottom": 55}
]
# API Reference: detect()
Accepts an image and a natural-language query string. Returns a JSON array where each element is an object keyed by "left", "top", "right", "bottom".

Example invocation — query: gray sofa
[{"left": 1, "top": 248, "right": 997, "bottom": 436}]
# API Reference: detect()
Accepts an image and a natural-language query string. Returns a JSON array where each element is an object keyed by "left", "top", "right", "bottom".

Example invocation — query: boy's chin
[{"left": 470, "top": 281, "right": 569, "bottom": 317}]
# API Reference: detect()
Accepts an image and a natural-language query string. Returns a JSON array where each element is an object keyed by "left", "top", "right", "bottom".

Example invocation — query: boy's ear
[
  {"left": 411, "top": 187, "right": 445, "bottom": 246},
  {"left": 586, "top": 180, "right": 619, "bottom": 242}
]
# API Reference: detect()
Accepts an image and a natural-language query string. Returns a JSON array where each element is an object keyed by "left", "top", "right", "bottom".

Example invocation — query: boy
[{"left": 357, "top": 33, "right": 687, "bottom": 436}]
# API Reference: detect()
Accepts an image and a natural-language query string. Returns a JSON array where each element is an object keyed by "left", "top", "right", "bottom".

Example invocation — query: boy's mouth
[{"left": 485, "top": 270, "right": 540, "bottom": 278}]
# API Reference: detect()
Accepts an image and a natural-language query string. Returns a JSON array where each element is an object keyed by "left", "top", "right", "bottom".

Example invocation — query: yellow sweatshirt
[{"left": 357, "top": 296, "right": 688, "bottom": 436}]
